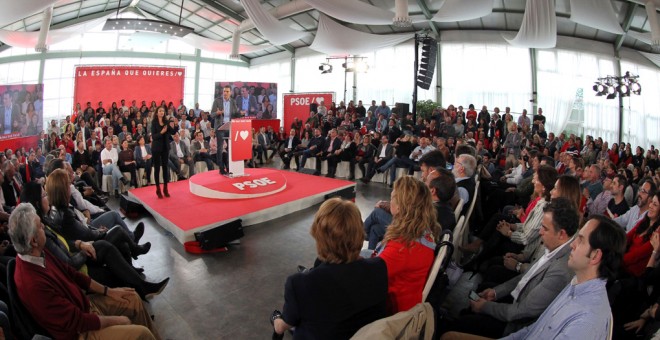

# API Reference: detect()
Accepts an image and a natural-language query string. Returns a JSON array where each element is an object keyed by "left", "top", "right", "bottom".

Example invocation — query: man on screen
[
  {"left": 235, "top": 85, "right": 258, "bottom": 117},
  {"left": 0, "top": 91, "right": 21, "bottom": 135}
]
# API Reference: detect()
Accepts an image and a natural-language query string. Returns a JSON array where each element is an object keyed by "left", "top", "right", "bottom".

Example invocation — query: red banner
[
  {"left": 283, "top": 92, "right": 334, "bottom": 133},
  {"left": 230, "top": 119, "right": 253, "bottom": 160},
  {"left": 74, "top": 66, "right": 185, "bottom": 115}
]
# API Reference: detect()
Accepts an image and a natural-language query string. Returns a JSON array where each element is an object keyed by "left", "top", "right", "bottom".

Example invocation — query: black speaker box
[
  {"left": 195, "top": 219, "right": 244, "bottom": 250},
  {"left": 119, "top": 194, "right": 148, "bottom": 218}
]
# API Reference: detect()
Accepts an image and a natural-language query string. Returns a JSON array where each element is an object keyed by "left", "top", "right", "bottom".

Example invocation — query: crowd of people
[
  {"left": 267, "top": 101, "right": 660, "bottom": 340},
  {"left": 0, "top": 96, "right": 658, "bottom": 339}
]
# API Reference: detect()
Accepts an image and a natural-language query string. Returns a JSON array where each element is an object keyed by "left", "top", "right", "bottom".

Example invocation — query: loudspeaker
[
  {"left": 119, "top": 194, "right": 147, "bottom": 218},
  {"left": 417, "top": 38, "right": 437, "bottom": 90},
  {"left": 195, "top": 219, "right": 244, "bottom": 250}
]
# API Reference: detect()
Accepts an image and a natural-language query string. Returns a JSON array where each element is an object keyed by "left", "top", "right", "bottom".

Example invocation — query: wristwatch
[{"left": 515, "top": 262, "right": 522, "bottom": 273}]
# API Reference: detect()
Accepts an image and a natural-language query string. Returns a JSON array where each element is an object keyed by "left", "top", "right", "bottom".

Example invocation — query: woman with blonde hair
[
  {"left": 377, "top": 176, "right": 439, "bottom": 314},
  {"left": 271, "top": 198, "right": 387, "bottom": 339}
]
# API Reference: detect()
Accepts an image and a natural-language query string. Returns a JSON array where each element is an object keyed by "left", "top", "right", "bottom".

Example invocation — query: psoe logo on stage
[{"left": 232, "top": 177, "right": 276, "bottom": 191}]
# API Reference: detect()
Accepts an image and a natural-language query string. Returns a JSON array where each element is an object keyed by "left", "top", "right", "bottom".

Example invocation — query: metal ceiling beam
[
  {"left": 615, "top": 3, "right": 639, "bottom": 50},
  {"left": 196, "top": 0, "right": 244, "bottom": 22},
  {"left": 415, "top": 0, "right": 440, "bottom": 36}
]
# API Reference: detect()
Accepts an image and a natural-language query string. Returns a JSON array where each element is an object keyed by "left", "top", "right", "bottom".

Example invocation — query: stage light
[
  {"left": 319, "top": 63, "right": 333, "bottom": 74},
  {"left": 618, "top": 83, "right": 630, "bottom": 97},
  {"left": 607, "top": 86, "right": 616, "bottom": 95},
  {"left": 631, "top": 82, "right": 641, "bottom": 95}
]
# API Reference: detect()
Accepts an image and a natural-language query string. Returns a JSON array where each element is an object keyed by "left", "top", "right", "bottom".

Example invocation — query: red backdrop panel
[
  {"left": 74, "top": 66, "right": 185, "bottom": 113},
  {"left": 282, "top": 92, "right": 334, "bottom": 132}
]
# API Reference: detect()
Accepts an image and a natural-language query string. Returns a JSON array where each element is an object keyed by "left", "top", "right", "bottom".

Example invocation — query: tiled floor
[{"left": 114, "top": 161, "right": 392, "bottom": 340}]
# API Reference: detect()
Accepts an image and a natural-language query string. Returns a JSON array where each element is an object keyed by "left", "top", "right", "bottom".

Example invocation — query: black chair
[{"left": 6, "top": 258, "right": 51, "bottom": 340}]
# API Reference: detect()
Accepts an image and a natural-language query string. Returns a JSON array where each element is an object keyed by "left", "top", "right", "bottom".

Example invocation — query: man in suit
[
  {"left": 0, "top": 91, "right": 21, "bottom": 135},
  {"left": 361, "top": 135, "right": 394, "bottom": 183},
  {"left": 447, "top": 198, "right": 578, "bottom": 338},
  {"left": 235, "top": 85, "right": 258, "bottom": 117},
  {"left": 256, "top": 126, "right": 278, "bottom": 164},
  {"left": 190, "top": 131, "right": 215, "bottom": 172},
  {"left": 319, "top": 129, "right": 342, "bottom": 178},
  {"left": 279, "top": 128, "right": 300, "bottom": 170},
  {"left": 297, "top": 128, "right": 325, "bottom": 175},
  {"left": 168, "top": 132, "right": 193, "bottom": 179},
  {"left": 75, "top": 119, "right": 91, "bottom": 144},
  {"left": 212, "top": 85, "right": 240, "bottom": 174}
]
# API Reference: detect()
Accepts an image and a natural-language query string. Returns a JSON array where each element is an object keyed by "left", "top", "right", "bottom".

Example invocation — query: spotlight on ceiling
[
  {"left": 631, "top": 82, "right": 641, "bottom": 95},
  {"left": 593, "top": 82, "right": 607, "bottom": 96},
  {"left": 319, "top": 63, "right": 333, "bottom": 74}
]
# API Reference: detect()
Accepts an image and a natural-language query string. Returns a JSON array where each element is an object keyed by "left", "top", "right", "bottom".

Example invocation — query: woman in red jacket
[
  {"left": 624, "top": 192, "right": 660, "bottom": 277},
  {"left": 376, "top": 176, "right": 440, "bottom": 314}
]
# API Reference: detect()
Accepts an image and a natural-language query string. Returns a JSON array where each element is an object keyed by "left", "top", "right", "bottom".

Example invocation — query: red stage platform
[{"left": 128, "top": 168, "right": 356, "bottom": 244}]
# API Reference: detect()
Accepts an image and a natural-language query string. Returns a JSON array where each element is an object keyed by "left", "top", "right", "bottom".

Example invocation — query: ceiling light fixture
[{"left": 102, "top": 0, "right": 194, "bottom": 37}]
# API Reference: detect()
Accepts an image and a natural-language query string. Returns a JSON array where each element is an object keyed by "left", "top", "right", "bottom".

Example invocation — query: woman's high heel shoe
[
  {"left": 156, "top": 185, "right": 163, "bottom": 199},
  {"left": 163, "top": 185, "right": 170, "bottom": 198}
]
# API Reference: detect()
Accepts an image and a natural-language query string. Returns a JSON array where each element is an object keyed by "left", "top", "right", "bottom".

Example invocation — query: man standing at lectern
[{"left": 212, "top": 85, "right": 239, "bottom": 175}]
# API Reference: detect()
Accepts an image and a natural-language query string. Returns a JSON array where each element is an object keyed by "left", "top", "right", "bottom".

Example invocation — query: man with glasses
[{"left": 614, "top": 179, "right": 657, "bottom": 232}]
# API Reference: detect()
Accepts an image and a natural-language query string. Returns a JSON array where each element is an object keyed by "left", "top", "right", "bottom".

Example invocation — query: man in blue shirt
[{"left": 442, "top": 215, "right": 625, "bottom": 340}]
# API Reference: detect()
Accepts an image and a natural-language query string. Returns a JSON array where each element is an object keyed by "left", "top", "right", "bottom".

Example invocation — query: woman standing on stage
[{"left": 151, "top": 106, "right": 176, "bottom": 198}]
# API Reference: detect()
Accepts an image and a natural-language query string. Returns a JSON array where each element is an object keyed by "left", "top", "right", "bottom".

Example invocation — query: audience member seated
[
  {"left": 318, "top": 129, "right": 342, "bottom": 178},
  {"left": 2, "top": 160, "right": 20, "bottom": 208},
  {"left": 427, "top": 169, "right": 458, "bottom": 232},
  {"left": 443, "top": 216, "right": 625, "bottom": 340},
  {"left": 296, "top": 128, "right": 325, "bottom": 174},
  {"left": 622, "top": 192, "right": 660, "bottom": 277},
  {"left": 334, "top": 132, "right": 356, "bottom": 177},
  {"left": 361, "top": 135, "right": 394, "bottom": 183},
  {"left": 443, "top": 198, "right": 578, "bottom": 338},
  {"left": 615, "top": 179, "right": 656, "bottom": 232},
  {"left": 100, "top": 139, "right": 129, "bottom": 198},
  {"left": 452, "top": 154, "right": 477, "bottom": 215},
  {"left": 372, "top": 176, "right": 439, "bottom": 314},
  {"left": 118, "top": 139, "right": 138, "bottom": 188},
  {"left": 46, "top": 169, "right": 150, "bottom": 261},
  {"left": 609, "top": 174, "right": 630, "bottom": 218},
  {"left": 465, "top": 165, "right": 558, "bottom": 273},
  {"left": 278, "top": 129, "right": 300, "bottom": 170},
  {"left": 271, "top": 198, "right": 387, "bottom": 339},
  {"left": 8, "top": 203, "right": 162, "bottom": 339},
  {"left": 190, "top": 131, "right": 215, "bottom": 172},
  {"left": 354, "top": 135, "right": 376, "bottom": 180},
  {"left": 169, "top": 132, "right": 193, "bottom": 179},
  {"left": 134, "top": 135, "right": 153, "bottom": 186}
]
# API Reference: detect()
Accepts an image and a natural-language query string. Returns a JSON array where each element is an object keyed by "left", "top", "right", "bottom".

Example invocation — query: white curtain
[
  {"left": 304, "top": 0, "right": 394, "bottom": 25},
  {"left": 569, "top": 0, "right": 624, "bottom": 34},
  {"left": 432, "top": 0, "right": 493, "bottom": 22},
  {"left": 505, "top": 0, "right": 557, "bottom": 48},
  {"left": 0, "top": 0, "right": 58, "bottom": 26},
  {"left": 620, "top": 60, "right": 660, "bottom": 149},
  {"left": 177, "top": 34, "right": 271, "bottom": 55},
  {"left": 536, "top": 49, "right": 619, "bottom": 142},
  {"left": 240, "top": 0, "right": 308, "bottom": 45},
  {"left": 441, "top": 42, "right": 531, "bottom": 112},
  {"left": 310, "top": 15, "right": 413, "bottom": 56}
]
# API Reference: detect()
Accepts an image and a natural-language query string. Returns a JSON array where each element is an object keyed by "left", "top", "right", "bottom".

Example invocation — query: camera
[{"left": 523, "top": 155, "right": 529, "bottom": 162}]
